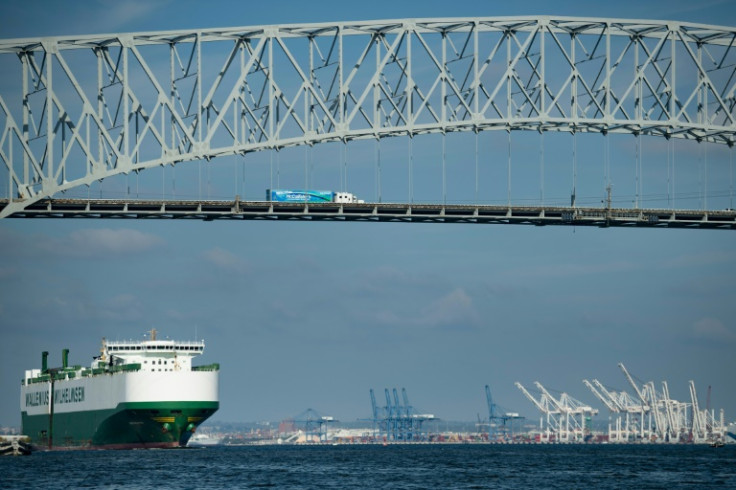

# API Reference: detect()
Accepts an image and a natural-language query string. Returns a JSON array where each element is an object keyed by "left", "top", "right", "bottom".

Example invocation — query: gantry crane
[
  {"left": 485, "top": 385, "right": 523, "bottom": 441},
  {"left": 515, "top": 381, "right": 561, "bottom": 442},
  {"left": 368, "top": 387, "right": 435, "bottom": 442},
  {"left": 292, "top": 408, "right": 336, "bottom": 443}
]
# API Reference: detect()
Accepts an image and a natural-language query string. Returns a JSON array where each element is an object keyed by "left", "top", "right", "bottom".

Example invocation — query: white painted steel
[
  {"left": 1, "top": 17, "right": 736, "bottom": 217},
  {"left": 20, "top": 371, "right": 218, "bottom": 416}
]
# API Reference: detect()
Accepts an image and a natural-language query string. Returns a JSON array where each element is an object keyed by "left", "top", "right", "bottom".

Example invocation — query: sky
[{"left": 1, "top": 0, "right": 735, "bottom": 429}]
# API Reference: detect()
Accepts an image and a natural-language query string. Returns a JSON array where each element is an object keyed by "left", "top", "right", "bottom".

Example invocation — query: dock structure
[
  {"left": 485, "top": 384, "right": 524, "bottom": 442},
  {"left": 277, "top": 408, "right": 336, "bottom": 443},
  {"left": 515, "top": 382, "right": 598, "bottom": 443},
  {"left": 516, "top": 364, "right": 729, "bottom": 444},
  {"left": 369, "top": 388, "right": 435, "bottom": 442}
]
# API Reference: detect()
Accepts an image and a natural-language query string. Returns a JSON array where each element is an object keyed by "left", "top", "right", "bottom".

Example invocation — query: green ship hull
[{"left": 22, "top": 401, "right": 219, "bottom": 449}]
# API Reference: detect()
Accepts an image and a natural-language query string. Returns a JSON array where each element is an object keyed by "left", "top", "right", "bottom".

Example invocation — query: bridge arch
[{"left": 1, "top": 16, "right": 736, "bottom": 217}]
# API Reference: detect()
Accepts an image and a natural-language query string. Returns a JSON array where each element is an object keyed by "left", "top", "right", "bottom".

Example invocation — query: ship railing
[
  {"left": 25, "top": 363, "right": 144, "bottom": 383},
  {"left": 105, "top": 363, "right": 142, "bottom": 374},
  {"left": 192, "top": 363, "right": 220, "bottom": 372},
  {"left": 106, "top": 341, "right": 205, "bottom": 351}
]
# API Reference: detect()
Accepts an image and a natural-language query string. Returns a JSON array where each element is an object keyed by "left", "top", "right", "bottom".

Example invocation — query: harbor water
[{"left": 2, "top": 444, "right": 735, "bottom": 489}]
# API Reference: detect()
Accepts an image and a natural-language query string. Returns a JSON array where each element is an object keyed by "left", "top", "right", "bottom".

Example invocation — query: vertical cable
[
  {"left": 704, "top": 142, "right": 708, "bottom": 210},
  {"left": 640, "top": 135, "right": 643, "bottom": 208},
  {"left": 699, "top": 140, "right": 703, "bottom": 210},
  {"left": 475, "top": 129, "right": 479, "bottom": 204},
  {"left": 507, "top": 129, "right": 511, "bottom": 207},
  {"left": 340, "top": 143, "right": 345, "bottom": 192},
  {"left": 572, "top": 130, "right": 577, "bottom": 207},
  {"left": 672, "top": 138, "right": 676, "bottom": 210},
  {"left": 345, "top": 143, "right": 349, "bottom": 192},
  {"left": 442, "top": 131, "right": 446, "bottom": 205},
  {"left": 604, "top": 132, "right": 610, "bottom": 206},
  {"left": 730, "top": 144, "right": 734, "bottom": 210},
  {"left": 635, "top": 134, "right": 640, "bottom": 208},
  {"left": 377, "top": 137, "right": 382, "bottom": 203},
  {"left": 540, "top": 130, "right": 544, "bottom": 206},
  {"left": 409, "top": 134, "right": 414, "bottom": 204},
  {"left": 305, "top": 145, "right": 308, "bottom": 192},
  {"left": 667, "top": 136, "right": 671, "bottom": 209}
]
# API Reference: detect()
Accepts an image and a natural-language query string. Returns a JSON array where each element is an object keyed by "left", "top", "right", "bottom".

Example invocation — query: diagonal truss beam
[{"left": 1, "top": 16, "right": 736, "bottom": 217}]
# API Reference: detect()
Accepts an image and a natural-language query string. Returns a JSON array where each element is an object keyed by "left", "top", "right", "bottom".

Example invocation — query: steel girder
[{"left": 1, "top": 16, "right": 736, "bottom": 217}]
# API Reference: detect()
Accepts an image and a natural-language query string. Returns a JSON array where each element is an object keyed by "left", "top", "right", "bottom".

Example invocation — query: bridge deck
[{"left": 2, "top": 199, "right": 734, "bottom": 229}]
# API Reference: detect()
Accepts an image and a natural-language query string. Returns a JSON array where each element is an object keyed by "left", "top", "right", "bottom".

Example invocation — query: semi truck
[{"left": 266, "top": 189, "right": 364, "bottom": 203}]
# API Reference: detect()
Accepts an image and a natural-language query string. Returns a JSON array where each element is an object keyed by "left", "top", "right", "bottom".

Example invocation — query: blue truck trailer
[{"left": 266, "top": 189, "right": 364, "bottom": 203}]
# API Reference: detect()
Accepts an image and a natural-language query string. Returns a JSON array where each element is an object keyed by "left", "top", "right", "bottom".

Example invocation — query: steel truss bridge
[{"left": 1, "top": 16, "right": 736, "bottom": 228}]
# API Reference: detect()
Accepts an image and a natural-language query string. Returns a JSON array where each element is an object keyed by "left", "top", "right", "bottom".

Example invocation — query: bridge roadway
[{"left": 1, "top": 198, "right": 734, "bottom": 229}]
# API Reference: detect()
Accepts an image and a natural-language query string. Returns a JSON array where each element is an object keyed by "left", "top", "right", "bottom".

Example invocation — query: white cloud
[
  {"left": 375, "top": 288, "right": 480, "bottom": 330},
  {"left": 202, "top": 247, "right": 249, "bottom": 273},
  {"left": 96, "top": 294, "right": 144, "bottom": 322},
  {"left": 513, "top": 260, "right": 636, "bottom": 279},
  {"left": 1, "top": 227, "right": 164, "bottom": 259},
  {"left": 69, "top": 0, "right": 173, "bottom": 34},
  {"left": 424, "top": 288, "right": 478, "bottom": 328},
  {"left": 663, "top": 251, "right": 736, "bottom": 269},
  {"left": 55, "top": 228, "right": 164, "bottom": 257},
  {"left": 692, "top": 317, "right": 736, "bottom": 343},
  {"left": 94, "top": 0, "right": 167, "bottom": 27}
]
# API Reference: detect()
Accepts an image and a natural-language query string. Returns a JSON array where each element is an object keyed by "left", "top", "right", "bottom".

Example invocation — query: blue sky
[{"left": 1, "top": 0, "right": 735, "bottom": 428}]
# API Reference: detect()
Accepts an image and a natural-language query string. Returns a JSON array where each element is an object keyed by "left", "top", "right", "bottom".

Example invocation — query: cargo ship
[{"left": 20, "top": 330, "right": 219, "bottom": 449}]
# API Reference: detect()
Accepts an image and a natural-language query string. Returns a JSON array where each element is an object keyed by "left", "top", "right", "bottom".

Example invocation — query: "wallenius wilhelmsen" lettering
[
  {"left": 25, "top": 387, "right": 85, "bottom": 407},
  {"left": 22, "top": 334, "right": 219, "bottom": 448}
]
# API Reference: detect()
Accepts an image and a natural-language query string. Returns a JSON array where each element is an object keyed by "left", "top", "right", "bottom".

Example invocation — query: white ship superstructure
[{"left": 21, "top": 329, "right": 220, "bottom": 449}]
